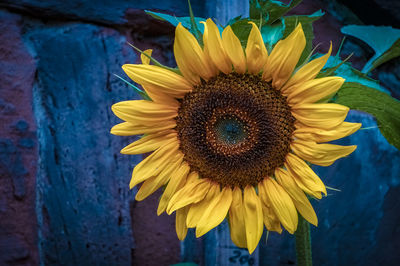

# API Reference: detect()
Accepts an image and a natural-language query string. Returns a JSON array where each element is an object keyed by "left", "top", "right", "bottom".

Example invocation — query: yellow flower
[{"left": 111, "top": 19, "right": 360, "bottom": 254}]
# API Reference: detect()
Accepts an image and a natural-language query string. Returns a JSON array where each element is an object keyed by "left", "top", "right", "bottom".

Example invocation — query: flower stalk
[{"left": 295, "top": 215, "right": 312, "bottom": 266}]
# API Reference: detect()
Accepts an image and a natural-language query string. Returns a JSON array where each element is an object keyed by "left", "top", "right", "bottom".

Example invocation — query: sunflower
[{"left": 111, "top": 19, "right": 360, "bottom": 254}]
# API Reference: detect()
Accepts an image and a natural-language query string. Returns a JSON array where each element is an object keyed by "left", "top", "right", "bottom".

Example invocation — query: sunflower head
[{"left": 111, "top": 18, "right": 360, "bottom": 254}]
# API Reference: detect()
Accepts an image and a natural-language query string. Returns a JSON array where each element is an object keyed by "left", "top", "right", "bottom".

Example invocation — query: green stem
[{"left": 295, "top": 215, "right": 312, "bottom": 266}]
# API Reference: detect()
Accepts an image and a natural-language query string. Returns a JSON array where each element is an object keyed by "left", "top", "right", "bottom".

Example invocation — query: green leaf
[
  {"left": 226, "top": 15, "right": 243, "bottom": 26},
  {"left": 230, "top": 18, "right": 284, "bottom": 49},
  {"left": 368, "top": 39, "right": 400, "bottom": 73},
  {"left": 341, "top": 25, "right": 400, "bottom": 73},
  {"left": 282, "top": 10, "right": 324, "bottom": 65},
  {"left": 230, "top": 18, "right": 253, "bottom": 47},
  {"left": 227, "top": 9, "right": 322, "bottom": 58},
  {"left": 187, "top": 0, "right": 203, "bottom": 45},
  {"left": 317, "top": 53, "right": 352, "bottom": 78},
  {"left": 249, "top": 0, "right": 266, "bottom": 21},
  {"left": 261, "top": 20, "right": 285, "bottom": 51},
  {"left": 321, "top": 56, "right": 390, "bottom": 94},
  {"left": 336, "top": 82, "right": 400, "bottom": 150},
  {"left": 250, "top": 0, "right": 303, "bottom": 24},
  {"left": 145, "top": 10, "right": 206, "bottom": 34}
]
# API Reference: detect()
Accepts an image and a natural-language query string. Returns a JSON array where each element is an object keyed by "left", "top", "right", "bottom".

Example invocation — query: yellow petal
[
  {"left": 167, "top": 177, "right": 211, "bottom": 214},
  {"left": 122, "top": 64, "right": 192, "bottom": 97},
  {"left": 121, "top": 131, "right": 176, "bottom": 154},
  {"left": 110, "top": 122, "right": 137, "bottom": 136},
  {"left": 287, "top": 77, "right": 344, "bottom": 105},
  {"left": 262, "top": 178, "right": 298, "bottom": 234},
  {"left": 258, "top": 181, "right": 282, "bottom": 233},
  {"left": 282, "top": 43, "right": 332, "bottom": 94},
  {"left": 195, "top": 186, "right": 233, "bottom": 237},
  {"left": 294, "top": 122, "right": 362, "bottom": 143},
  {"left": 142, "top": 83, "right": 181, "bottom": 107},
  {"left": 110, "top": 121, "right": 176, "bottom": 136},
  {"left": 201, "top": 19, "right": 232, "bottom": 74},
  {"left": 185, "top": 171, "right": 200, "bottom": 184},
  {"left": 275, "top": 168, "right": 317, "bottom": 226},
  {"left": 245, "top": 22, "right": 268, "bottom": 74},
  {"left": 176, "top": 206, "right": 190, "bottom": 240},
  {"left": 174, "top": 23, "right": 216, "bottom": 83},
  {"left": 111, "top": 100, "right": 178, "bottom": 124},
  {"left": 129, "top": 141, "right": 179, "bottom": 189},
  {"left": 284, "top": 153, "right": 326, "bottom": 198},
  {"left": 174, "top": 25, "right": 200, "bottom": 85},
  {"left": 291, "top": 139, "right": 357, "bottom": 166},
  {"left": 243, "top": 185, "right": 263, "bottom": 254},
  {"left": 186, "top": 183, "right": 220, "bottom": 228},
  {"left": 157, "top": 162, "right": 191, "bottom": 215},
  {"left": 141, "top": 49, "right": 153, "bottom": 65},
  {"left": 137, "top": 49, "right": 181, "bottom": 105},
  {"left": 291, "top": 103, "right": 349, "bottom": 130},
  {"left": 263, "top": 23, "right": 306, "bottom": 89},
  {"left": 222, "top": 26, "right": 246, "bottom": 74},
  {"left": 228, "top": 187, "right": 247, "bottom": 248},
  {"left": 135, "top": 153, "right": 183, "bottom": 201}
]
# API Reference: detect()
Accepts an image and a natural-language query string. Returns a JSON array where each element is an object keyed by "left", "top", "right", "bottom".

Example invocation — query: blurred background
[{"left": 0, "top": 0, "right": 399, "bottom": 265}]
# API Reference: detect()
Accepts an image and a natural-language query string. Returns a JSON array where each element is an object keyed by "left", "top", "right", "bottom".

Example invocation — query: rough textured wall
[
  {"left": 0, "top": 0, "right": 197, "bottom": 265},
  {"left": 0, "top": 9, "right": 38, "bottom": 265},
  {"left": 29, "top": 23, "right": 139, "bottom": 265},
  {"left": 0, "top": 0, "right": 399, "bottom": 265}
]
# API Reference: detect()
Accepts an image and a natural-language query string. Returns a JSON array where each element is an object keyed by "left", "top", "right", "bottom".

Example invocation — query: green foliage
[
  {"left": 187, "top": 0, "right": 203, "bottom": 44},
  {"left": 317, "top": 54, "right": 352, "bottom": 78},
  {"left": 226, "top": 15, "right": 244, "bottom": 26},
  {"left": 247, "top": 0, "right": 321, "bottom": 57},
  {"left": 336, "top": 82, "right": 400, "bottom": 150},
  {"left": 250, "top": 0, "right": 302, "bottom": 23},
  {"left": 230, "top": 18, "right": 285, "bottom": 49},
  {"left": 368, "top": 39, "right": 400, "bottom": 73},
  {"left": 261, "top": 20, "right": 285, "bottom": 50},
  {"left": 341, "top": 25, "right": 400, "bottom": 73},
  {"left": 230, "top": 18, "right": 253, "bottom": 46},
  {"left": 233, "top": 2, "right": 322, "bottom": 56},
  {"left": 321, "top": 57, "right": 389, "bottom": 93}
]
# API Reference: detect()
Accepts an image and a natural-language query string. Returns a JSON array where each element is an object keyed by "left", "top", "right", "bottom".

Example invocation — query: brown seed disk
[
  {"left": 206, "top": 107, "right": 259, "bottom": 156},
  {"left": 175, "top": 72, "right": 295, "bottom": 188}
]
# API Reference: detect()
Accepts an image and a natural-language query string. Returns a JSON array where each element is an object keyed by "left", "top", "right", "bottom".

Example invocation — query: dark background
[{"left": 0, "top": 0, "right": 399, "bottom": 265}]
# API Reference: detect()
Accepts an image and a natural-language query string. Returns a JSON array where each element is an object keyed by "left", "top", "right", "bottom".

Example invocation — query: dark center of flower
[
  {"left": 176, "top": 73, "right": 295, "bottom": 188},
  {"left": 214, "top": 116, "right": 246, "bottom": 145}
]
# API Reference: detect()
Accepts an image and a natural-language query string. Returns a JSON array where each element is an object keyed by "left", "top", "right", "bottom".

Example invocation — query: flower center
[
  {"left": 215, "top": 116, "right": 246, "bottom": 145},
  {"left": 176, "top": 73, "right": 295, "bottom": 188}
]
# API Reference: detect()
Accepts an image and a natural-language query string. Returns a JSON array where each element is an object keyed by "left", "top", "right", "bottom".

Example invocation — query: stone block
[{"left": 26, "top": 22, "right": 140, "bottom": 265}]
